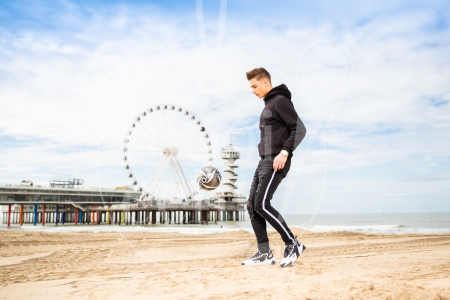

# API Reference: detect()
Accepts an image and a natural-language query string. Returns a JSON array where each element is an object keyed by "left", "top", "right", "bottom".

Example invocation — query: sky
[{"left": 0, "top": 0, "right": 449, "bottom": 214}]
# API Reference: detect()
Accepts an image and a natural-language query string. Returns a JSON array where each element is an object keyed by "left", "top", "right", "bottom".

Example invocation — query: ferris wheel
[{"left": 123, "top": 104, "right": 213, "bottom": 202}]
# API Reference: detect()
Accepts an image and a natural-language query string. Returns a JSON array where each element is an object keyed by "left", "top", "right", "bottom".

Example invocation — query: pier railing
[{"left": 0, "top": 182, "right": 123, "bottom": 191}]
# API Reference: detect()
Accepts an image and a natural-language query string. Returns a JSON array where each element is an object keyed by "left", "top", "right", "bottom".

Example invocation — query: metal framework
[
  {"left": 123, "top": 104, "right": 212, "bottom": 202},
  {"left": 49, "top": 174, "right": 84, "bottom": 189}
]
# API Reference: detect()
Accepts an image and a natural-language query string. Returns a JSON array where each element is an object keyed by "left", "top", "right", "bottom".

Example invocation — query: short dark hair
[{"left": 246, "top": 67, "right": 271, "bottom": 82}]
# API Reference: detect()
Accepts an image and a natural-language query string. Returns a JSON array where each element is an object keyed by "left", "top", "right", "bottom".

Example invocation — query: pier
[{"left": 0, "top": 184, "right": 245, "bottom": 227}]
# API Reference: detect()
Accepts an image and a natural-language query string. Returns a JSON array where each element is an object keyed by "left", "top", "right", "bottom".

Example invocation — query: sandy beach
[{"left": 0, "top": 228, "right": 449, "bottom": 299}]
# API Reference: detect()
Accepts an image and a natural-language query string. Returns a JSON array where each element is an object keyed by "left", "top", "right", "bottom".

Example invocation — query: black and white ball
[{"left": 197, "top": 166, "right": 221, "bottom": 191}]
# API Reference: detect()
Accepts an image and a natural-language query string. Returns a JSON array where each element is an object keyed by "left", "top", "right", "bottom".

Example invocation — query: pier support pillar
[
  {"left": 7, "top": 204, "right": 11, "bottom": 227},
  {"left": 42, "top": 205, "right": 46, "bottom": 225},
  {"left": 55, "top": 206, "right": 59, "bottom": 225},
  {"left": 33, "top": 204, "right": 38, "bottom": 226},
  {"left": 19, "top": 204, "right": 24, "bottom": 226}
]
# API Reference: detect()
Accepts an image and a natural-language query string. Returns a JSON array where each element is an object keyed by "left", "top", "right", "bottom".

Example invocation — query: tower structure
[
  {"left": 209, "top": 134, "right": 247, "bottom": 221},
  {"left": 221, "top": 135, "right": 240, "bottom": 194}
]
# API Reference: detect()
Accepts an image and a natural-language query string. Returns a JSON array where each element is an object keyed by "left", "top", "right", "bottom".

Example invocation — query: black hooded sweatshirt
[{"left": 258, "top": 84, "right": 307, "bottom": 159}]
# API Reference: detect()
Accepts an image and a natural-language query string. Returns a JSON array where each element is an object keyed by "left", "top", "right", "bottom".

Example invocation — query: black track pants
[{"left": 247, "top": 157, "right": 295, "bottom": 245}]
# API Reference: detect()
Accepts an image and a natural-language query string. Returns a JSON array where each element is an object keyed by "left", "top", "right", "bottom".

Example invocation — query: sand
[{"left": 0, "top": 228, "right": 449, "bottom": 299}]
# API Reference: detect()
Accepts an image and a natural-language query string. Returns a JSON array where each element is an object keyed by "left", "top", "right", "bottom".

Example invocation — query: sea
[{"left": 1, "top": 213, "right": 449, "bottom": 235}]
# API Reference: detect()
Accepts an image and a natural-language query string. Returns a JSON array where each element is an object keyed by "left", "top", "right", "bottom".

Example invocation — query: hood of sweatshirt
[{"left": 263, "top": 84, "right": 291, "bottom": 103}]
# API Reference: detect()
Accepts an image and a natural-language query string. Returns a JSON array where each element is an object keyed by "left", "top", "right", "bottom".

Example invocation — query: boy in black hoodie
[{"left": 242, "top": 68, "right": 307, "bottom": 267}]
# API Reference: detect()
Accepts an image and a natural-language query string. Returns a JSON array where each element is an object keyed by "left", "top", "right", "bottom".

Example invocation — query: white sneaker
[
  {"left": 280, "top": 239, "right": 306, "bottom": 268},
  {"left": 242, "top": 249, "right": 276, "bottom": 266}
]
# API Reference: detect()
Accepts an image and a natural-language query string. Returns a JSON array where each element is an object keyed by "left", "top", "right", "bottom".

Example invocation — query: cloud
[{"left": 0, "top": 0, "right": 449, "bottom": 213}]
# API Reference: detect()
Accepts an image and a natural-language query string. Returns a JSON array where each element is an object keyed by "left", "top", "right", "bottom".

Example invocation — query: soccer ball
[{"left": 197, "top": 166, "right": 221, "bottom": 191}]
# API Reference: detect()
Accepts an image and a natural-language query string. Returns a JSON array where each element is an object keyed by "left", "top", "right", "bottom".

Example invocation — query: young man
[{"left": 242, "top": 67, "right": 307, "bottom": 267}]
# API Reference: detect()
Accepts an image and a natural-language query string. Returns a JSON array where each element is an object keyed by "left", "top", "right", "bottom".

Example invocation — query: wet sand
[{"left": 0, "top": 228, "right": 449, "bottom": 299}]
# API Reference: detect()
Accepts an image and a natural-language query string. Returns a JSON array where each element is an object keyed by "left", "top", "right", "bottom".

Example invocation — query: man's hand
[{"left": 273, "top": 153, "right": 287, "bottom": 171}]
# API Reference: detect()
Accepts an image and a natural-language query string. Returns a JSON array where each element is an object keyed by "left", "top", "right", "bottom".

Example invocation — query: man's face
[{"left": 249, "top": 77, "right": 270, "bottom": 98}]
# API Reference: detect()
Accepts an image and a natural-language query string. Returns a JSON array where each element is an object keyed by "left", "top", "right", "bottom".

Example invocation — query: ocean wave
[{"left": 292, "top": 224, "right": 450, "bottom": 234}]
